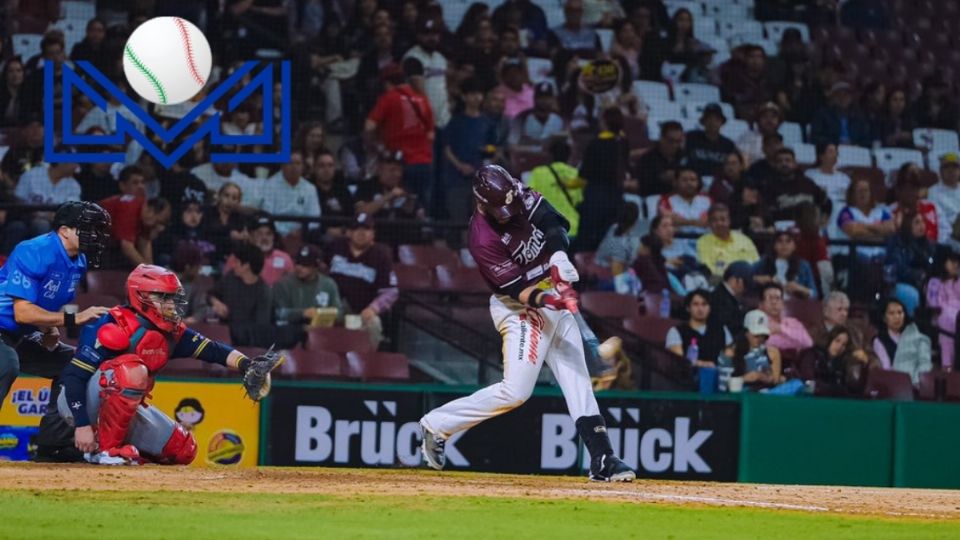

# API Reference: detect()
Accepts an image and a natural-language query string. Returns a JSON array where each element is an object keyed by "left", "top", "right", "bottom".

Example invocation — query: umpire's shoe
[
  {"left": 420, "top": 421, "right": 446, "bottom": 470},
  {"left": 589, "top": 454, "right": 636, "bottom": 482},
  {"left": 34, "top": 445, "right": 85, "bottom": 463}
]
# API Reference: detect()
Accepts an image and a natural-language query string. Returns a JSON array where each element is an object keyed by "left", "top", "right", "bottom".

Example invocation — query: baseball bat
[{"left": 554, "top": 278, "right": 610, "bottom": 377}]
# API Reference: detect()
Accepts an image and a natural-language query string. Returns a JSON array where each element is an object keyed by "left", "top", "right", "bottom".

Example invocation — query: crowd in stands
[{"left": 0, "top": 0, "right": 958, "bottom": 395}]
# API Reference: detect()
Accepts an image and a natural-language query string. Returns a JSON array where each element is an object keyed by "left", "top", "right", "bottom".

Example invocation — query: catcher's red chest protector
[{"left": 98, "top": 306, "right": 185, "bottom": 374}]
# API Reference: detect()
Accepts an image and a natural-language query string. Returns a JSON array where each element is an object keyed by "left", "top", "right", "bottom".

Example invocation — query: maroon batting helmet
[{"left": 473, "top": 164, "right": 523, "bottom": 221}]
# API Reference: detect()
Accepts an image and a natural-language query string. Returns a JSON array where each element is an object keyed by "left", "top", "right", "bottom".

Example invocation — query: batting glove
[
  {"left": 550, "top": 251, "right": 579, "bottom": 283},
  {"left": 541, "top": 294, "right": 570, "bottom": 311}
]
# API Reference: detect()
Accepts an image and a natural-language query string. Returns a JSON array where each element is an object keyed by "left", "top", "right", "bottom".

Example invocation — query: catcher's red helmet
[
  {"left": 126, "top": 264, "right": 187, "bottom": 332},
  {"left": 473, "top": 164, "right": 523, "bottom": 222}
]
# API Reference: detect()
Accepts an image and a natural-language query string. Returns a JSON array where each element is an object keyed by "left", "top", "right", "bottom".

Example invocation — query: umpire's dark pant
[{"left": 0, "top": 334, "right": 76, "bottom": 447}]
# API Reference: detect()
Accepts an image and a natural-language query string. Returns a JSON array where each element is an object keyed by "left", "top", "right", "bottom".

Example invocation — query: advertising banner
[
  {"left": 0, "top": 377, "right": 52, "bottom": 427},
  {"left": 266, "top": 386, "right": 740, "bottom": 481}
]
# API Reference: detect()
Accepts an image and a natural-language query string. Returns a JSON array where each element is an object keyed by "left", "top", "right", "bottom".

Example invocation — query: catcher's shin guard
[
  {"left": 157, "top": 423, "right": 197, "bottom": 465},
  {"left": 97, "top": 354, "right": 150, "bottom": 452}
]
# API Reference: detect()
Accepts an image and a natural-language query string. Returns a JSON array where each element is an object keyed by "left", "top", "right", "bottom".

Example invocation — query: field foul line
[{"left": 553, "top": 488, "right": 831, "bottom": 512}]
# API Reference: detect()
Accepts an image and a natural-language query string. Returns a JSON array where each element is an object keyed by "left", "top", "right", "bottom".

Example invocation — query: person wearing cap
[
  {"left": 810, "top": 81, "right": 870, "bottom": 147},
  {"left": 633, "top": 120, "right": 687, "bottom": 197},
  {"left": 354, "top": 150, "right": 426, "bottom": 245},
  {"left": 403, "top": 16, "right": 450, "bottom": 128},
  {"left": 696, "top": 203, "right": 760, "bottom": 277},
  {"left": 684, "top": 103, "right": 737, "bottom": 178},
  {"left": 732, "top": 310, "right": 784, "bottom": 387},
  {"left": 97, "top": 194, "right": 171, "bottom": 268},
  {"left": 224, "top": 213, "right": 294, "bottom": 288},
  {"left": 272, "top": 244, "right": 343, "bottom": 348},
  {"left": 708, "top": 260, "right": 753, "bottom": 337},
  {"left": 735, "top": 101, "right": 782, "bottom": 165},
  {"left": 326, "top": 213, "right": 398, "bottom": 347},
  {"left": 549, "top": 0, "right": 600, "bottom": 52},
  {"left": 758, "top": 282, "right": 813, "bottom": 352},
  {"left": 928, "top": 152, "right": 960, "bottom": 243},
  {"left": 0, "top": 201, "right": 112, "bottom": 458},
  {"left": 508, "top": 81, "right": 566, "bottom": 147},
  {"left": 753, "top": 229, "right": 817, "bottom": 300},
  {"left": 261, "top": 150, "right": 321, "bottom": 237},
  {"left": 443, "top": 77, "right": 497, "bottom": 223}
]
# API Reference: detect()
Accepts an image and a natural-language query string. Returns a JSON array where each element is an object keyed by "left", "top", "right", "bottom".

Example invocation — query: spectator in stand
[
  {"left": 837, "top": 177, "right": 894, "bottom": 260},
  {"left": 261, "top": 150, "right": 321, "bottom": 237},
  {"left": 630, "top": 4, "right": 669, "bottom": 82},
  {"left": 885, "top": 210, "right": 936, "bottom": 317},
  {"left": 763, "top": 148, "right": 831, "bottom": 224},
  {"left": 858, "top": 82, "right": 887, "bottom": 142},
  {"left": 495, "top": 60, "right": 534, "bottom": 120},
  {"left": 358, "top": 22, "right": 402, "bottom": 112},
  {"left": 890, "top": 172, "right": 939, "bottom": 243},
  {"left": 666, "top": 290, "right": 734, "bottom": 368},
  {"left": 810, "top": 291, "right": 876, "bottom": 368},
  {"left": 795, "top": 202, "right": 834, "bottom": 295},
  {"left": 733, "top": 309, "right": 784, "bottom": 387},
  {"left": 664, "top": 8, "right": 705, "bottom": 66},
  {"left": 929, "top": 153, "right": 960, "bottom": 243},
  {"left": 736, "top": 101, "right": 782, "bottom": 165},
  {"left": 708, "top": 261, "right": 753, "bottom": 336},
  {"left": 708, "top": 152, "right": 746, "bottom": 207},
  {"left": 326, "top": 213, "right": 398, "bottom": 346},
  {"left": 311, "top": 150, "right": 354, "bottom": 229},
  {"left": 97, "top": 195, "right": 171, "bottom": 268},
  {"left": 172, "top": 242, "right": 209, "bottom": 325},
  {"left": 658, "top": 168, "right": 710, "bottom": 251},
  {"left": 721, "top": 45, "right": 775, "bottom": 122},
  {"left": 354, "top": 150, "right": 426, "bottom": 244},
  {"left": 696, "top": 204, "right": 760, "bottom": 277},
  {"left": 685, "top": 104, "right": 737, "bottom": 178},
  {"left": 926, "top": 251, "right": 960, "bottom": 371},
  {"left": 634, "top": 214, "right": 698, "bottom": 294},
  {"left": 872, "top": 298, "right": 932, "bottom": 385},
  {"left": 296, "top": 122, "right": 330, "bottom": 173},
  {"left": 205, "top": 182, "right": 248, "bottom": 262},
  {"left": 870, "top": 86, "right": 914, "bottom": 148},
  {"left": 744, "top": 133, "right": 783, "bottom": 192},
  {"left": 772, "top": 32, "right": 819, "bottom": 126},
  {"left": 810, "top": 81, "right": 870, "bottom": 147},
  {"left": 0, "top": 58, "right": 25, "bottom": 128},
  {"left": 634, "top": 120, "right": 686, "bottom": 197},
  {"left": 594, "top": 202, "right": 643, "bottom": 293},
  {"left": 115, "top": 165, "right": 147, "bottom": 198},
  {"left": 444, "top": 78, "right": 497, "bottom": 220},
  {"left": 913, "top": 74, "right": 959, "bottom": 132},
  {"left": 365, "top": 60, "right": 436, "bottom": 211},
  {"left": 528, "top": 140, "right": 584, "bottom": 239},
  {"left": 0, "top": 119, "right": 43, "bottom": 200},
  {"left": 550, "top": 0, "right": 599, "bottom": 52},
  {"left": 68, "top": 18, "right": 110, "bottom": 74},
  {"left": 272, "top": 244, "right": 343, "bottom": 348},
  {"left": 946, "top": 215, "right": 960, "bottom": 255},
  {"left": 508, "top": 82, "right": 566, "bottom": 147},
  {"left": 155, "top": 194, "right": 216, "bottom": 268},
  {"left": 583, "top": 0, "right": 624, "bottom": 26},
  {"left": 404, "top": 17, "right": 450, "bottom": 128},
  {"left": 575, "top": 107, "right": 629, "bottom": 252},
  {"left": 13, "top": 151, "right": 80, "bottom": 206},
  {"left": 225, "top": 214, "right": 293, "bottom": 288},
  {"left": 190, "top": 161, "right": 261, "bottom": 207},
  {"left": 610, "top": 19, "right": 642, "bottom": 79},
  {"left": 806, "top": 143, "right": 851, "bottom": 240},
  {"left": 75, "top": 161, "right": 116, "bottom": 202},
  {"left": 753, "top": 229, "right": 818, "bottom": 299},
  {"left": 484, "top": 86, "right": 511, "bottom": 150},
  {"left": 802, "top": 325, "right": 864, "bottom": 396},
  {"left": 208, "top": 242, "right": 273, "bottom": 347},
  {"left": 758, "top": 282, "right": 813, "bottom": 352},
  {"left": 491, "top": 0, "right": 549, "bottom": 55}
]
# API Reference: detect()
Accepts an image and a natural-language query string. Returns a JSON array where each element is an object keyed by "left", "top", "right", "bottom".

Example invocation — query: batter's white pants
[{"left": 421, "top": 293, "right": 600, "bottom": 440}]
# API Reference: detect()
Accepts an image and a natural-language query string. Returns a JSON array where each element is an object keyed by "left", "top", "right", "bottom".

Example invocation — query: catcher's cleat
[
  {"left": 34, "top": 445, "right": 85, "bottom": 463},
  {"left": 420, "top": 421, "right": 446, "bottom": 470},
  {"left": 86, "top": 444, "right": 142, "bottom": 466},
  {"left": 589, "top": 454, "right": 636, "bottom": 482}
]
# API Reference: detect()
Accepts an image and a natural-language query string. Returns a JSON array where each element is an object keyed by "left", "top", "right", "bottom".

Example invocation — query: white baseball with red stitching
[{"left": 122, "top": 17, "right": 212, "bottom": 105}]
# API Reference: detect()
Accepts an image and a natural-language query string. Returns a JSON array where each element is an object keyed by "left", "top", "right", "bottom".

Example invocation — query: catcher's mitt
[{"left": 240, "top": 345, "right": 285, "bottom": 401}]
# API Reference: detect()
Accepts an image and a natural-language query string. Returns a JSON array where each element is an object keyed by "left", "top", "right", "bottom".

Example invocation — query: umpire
[{"left": 0, "top": 201, "right": 111, "bottom": 460}]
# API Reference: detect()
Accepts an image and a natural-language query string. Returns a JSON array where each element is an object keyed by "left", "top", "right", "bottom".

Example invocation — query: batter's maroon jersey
[{"left": 469, "top": 188, "right": 567, "bottom": 294}]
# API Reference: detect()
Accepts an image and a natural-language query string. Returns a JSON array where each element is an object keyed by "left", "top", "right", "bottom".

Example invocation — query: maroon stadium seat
[
  {"left": 191, "top": 322, "right": 232, "bottom": 345},
  {"left": 305, "top": 327, "right": 374, "bottom": 354},
  {"left": 864, "top": 369, "right": 915, "bottom": 401},
  {"left": 74, "top": 292, "right": 121, "bottom": 310},
  {"left": 917, "top": 371, "right": 941, "bottom": 401},
  {"left": 509, "top": 149, "right": 550, "bottom": 176},
  {"left": 623, "top": 315, "right": 681, "bottom": 346},
  {"left": 783, "top": 298, "right": 822, "bottom": 329},
  {"left": 580, "top": 291, "right": 640, "bottom": 320},
  {"left": 344, "top": 351, "right": 410, "bottom": 381},
  {"left": 85, "top": 270, "right": 129, "bottom": 299},
  {"left": 397, "top": 244, "right": 459, "bottom": 268},
  {"left": 283, "top": 348, "right": 343, "bottom": 379},
  {"left": 945, "top": 372, "right": 960, "bottom": 402},
  {"left": 573, "top": 251, "right": 613, "bottom": 282},
  {"left": 280, "top": 234, "right": 303, "bottom": 258},
  {"left": 434, "top": 265, "right": 489, "bottom": 294},
  {"left": 164, "top": 357, "right": 208, "bottom": 377},
  {"left": 394, "top": 264, "right": 434, "bottom": 290}
]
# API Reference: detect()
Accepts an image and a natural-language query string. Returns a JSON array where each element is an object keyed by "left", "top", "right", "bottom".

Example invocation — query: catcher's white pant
[{"left": 421, "top": 292, "right": 600, "bottom": 439}]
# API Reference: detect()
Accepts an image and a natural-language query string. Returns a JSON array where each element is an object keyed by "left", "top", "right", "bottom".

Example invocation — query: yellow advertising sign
[{"left": 0, "top": 377, "right": 259, "bottom": 467}]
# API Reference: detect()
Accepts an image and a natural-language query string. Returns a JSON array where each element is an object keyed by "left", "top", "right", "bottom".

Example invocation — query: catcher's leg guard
[
  {"left": 97, "top": 354, "right": 150, "bottom": 455},
  {"left": 157, "top": 423, "right": 197, "bottom": 465}
]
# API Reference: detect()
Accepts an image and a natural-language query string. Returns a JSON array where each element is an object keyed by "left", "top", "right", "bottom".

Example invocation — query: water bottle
[
  {"left": 659, "top": 288, "right": 671, "bottom": 318},
  {"left": 717, "top": 353, "right": 734, "bottom": 392},
  {"left": 686, "top": 338, "right": 699, "bottom": 365}
]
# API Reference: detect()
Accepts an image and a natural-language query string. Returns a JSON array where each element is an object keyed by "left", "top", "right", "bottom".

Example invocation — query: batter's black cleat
[
  {"left": 589, "top": 454, "right": 636, "bottom": 482},
  {"left": 420, "top": 421, "right": 446, "bottom": 470},
  {"left": 34, "top": 445, "right": 85, "bottom": 463}
]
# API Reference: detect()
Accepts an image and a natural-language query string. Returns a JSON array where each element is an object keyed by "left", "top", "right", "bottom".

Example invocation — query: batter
[{"left": 420, "top": 165, "right": 635, "bottom": 482}]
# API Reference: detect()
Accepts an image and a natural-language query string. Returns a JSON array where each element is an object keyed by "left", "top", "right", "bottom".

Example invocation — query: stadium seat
[
  {"left": 623, "top": 115, "right": 651, "bottom": 150},
  {"left": 191, "top": 322, "right": 232, "bottom": 345},
  {"left": 765, "top": 21, "right": 810, "bottom": 43},
  {"left": 50, "top": 18, "right": 86, "bottom": 54},
  {"left": 863, "top": 369, "right": 915, "bottom": 401},
  {"left": 394, "top": 264, "right": 434, "bottom": 290},
  {"left": 435, "top": 265, "right": 489, "bottom": 294},
  {"left": 837, "top": 145, "right": 873, "bottom": 168},
  {"left": 596, "top": 28, "right": 613, "bottom": 51},
  {"left": 873, "top": 147, "right": 924, "bottom": 175},
  {"left": 783, "top": 298, "right": 822, "bottom": 329},
  {"left": 647, "top": 101, "right": 685, "bottom": 125},
  {"left": 397, "top": 244, "right": 459, "bottom": 268},
  {"left": 945, "top": 372, "right": 960, "bottom": 402},
  {"left": 720, "top": 119, "right": 750, "bottom": 141},
  {"left": 664, "top": 0, "right": 702, "bottom": 17},
  {"left": 526, "top": 58, "right": 553, "bottom": 85},
  {"left": 61, "top": 0, "right": 96, "bottom": 21},
  {"left": 12, "top": 34, "right": 42, "bottom": 61},
  {"left": 509, "top": 148, "right": 550, "bottom": 175},
  {"left": 305, "top": 327, "right": 374, "bottom": 354},
  {"left": 282, "top": 348, "right": 343, "bottom": 379},
  {"left": 792, "top": 143, "right": 816, "bottom": 166},
  {"left": 74, "top": 292, "right": 121, "bottom": 310},
  {"left": 623, "top": 315, "right": 681, "bottom": 346},
  {"left": 673, "top": 83, "right": 721, "bottom": 104},
  {"left": 779, "top": 122, "right": 804, "bottom": 147},
  {"left": 839, "top": 166, "right": 886, "bottom": 202},
  {"left": 718, "top": 19, "right": 762, "bottom": 40},
  {"left": 913, "top": 128, "right": 959, "bottom": 156},
  {"left": 85, "top": 270, "right": 129, "bottom": 299},
  {"left": 344, "top": 351, "right": 410, "bottom": 381},
  {"left": 632, "top": 80, "right": 671, "bottom": 104},
  {"left": 580, "top": 291, "right": 640, "bottom": 320},
  {"left": 685, "top": 101, "right": 735, "bottom": 123},
  {"left": 660, "top": 62, "right": 686, "bottom": 84},
  {"left": 573, "top": 252, "right": 613, "bottom": 282},
  {"left": 280, "top": 234, "right": 303, "bottom": 258},
  {"left": 693, "top": 15, "right": 716, "bottom": 38},
  {"left": 917, "top": 371, "right": 941, "bottom": 401},
  {"left": 164, "top": 358, "right": 209, "bottom": 377}
]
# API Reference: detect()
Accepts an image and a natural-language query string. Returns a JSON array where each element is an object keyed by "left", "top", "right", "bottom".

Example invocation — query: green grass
[{"left": 0, "top": 490, "right": 956, "bottom": 540}]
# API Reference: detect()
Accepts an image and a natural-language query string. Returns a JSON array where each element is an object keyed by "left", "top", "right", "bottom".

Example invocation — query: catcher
[{"left": 45, "top": 264, "right": 282, "bottom": 465}]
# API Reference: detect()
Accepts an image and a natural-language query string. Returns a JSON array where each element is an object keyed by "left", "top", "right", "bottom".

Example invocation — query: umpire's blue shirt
[{"left": 0, "top": 232, "right": 86, "bottom": 337}]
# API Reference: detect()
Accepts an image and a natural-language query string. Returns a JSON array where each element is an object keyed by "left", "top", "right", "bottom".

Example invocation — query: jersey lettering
[{"left": 512, "top": 226, "right": 546, "bottom": 266}]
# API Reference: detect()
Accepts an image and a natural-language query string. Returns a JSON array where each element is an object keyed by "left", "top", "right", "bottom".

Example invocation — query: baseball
[{"left": 122, "top": 17, "right": 212, "bottom": 105}]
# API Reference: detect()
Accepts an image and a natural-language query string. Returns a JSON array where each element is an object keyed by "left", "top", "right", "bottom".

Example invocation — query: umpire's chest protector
[{"left": 100, "top": 306, "right": 182, "bottom": 374}]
